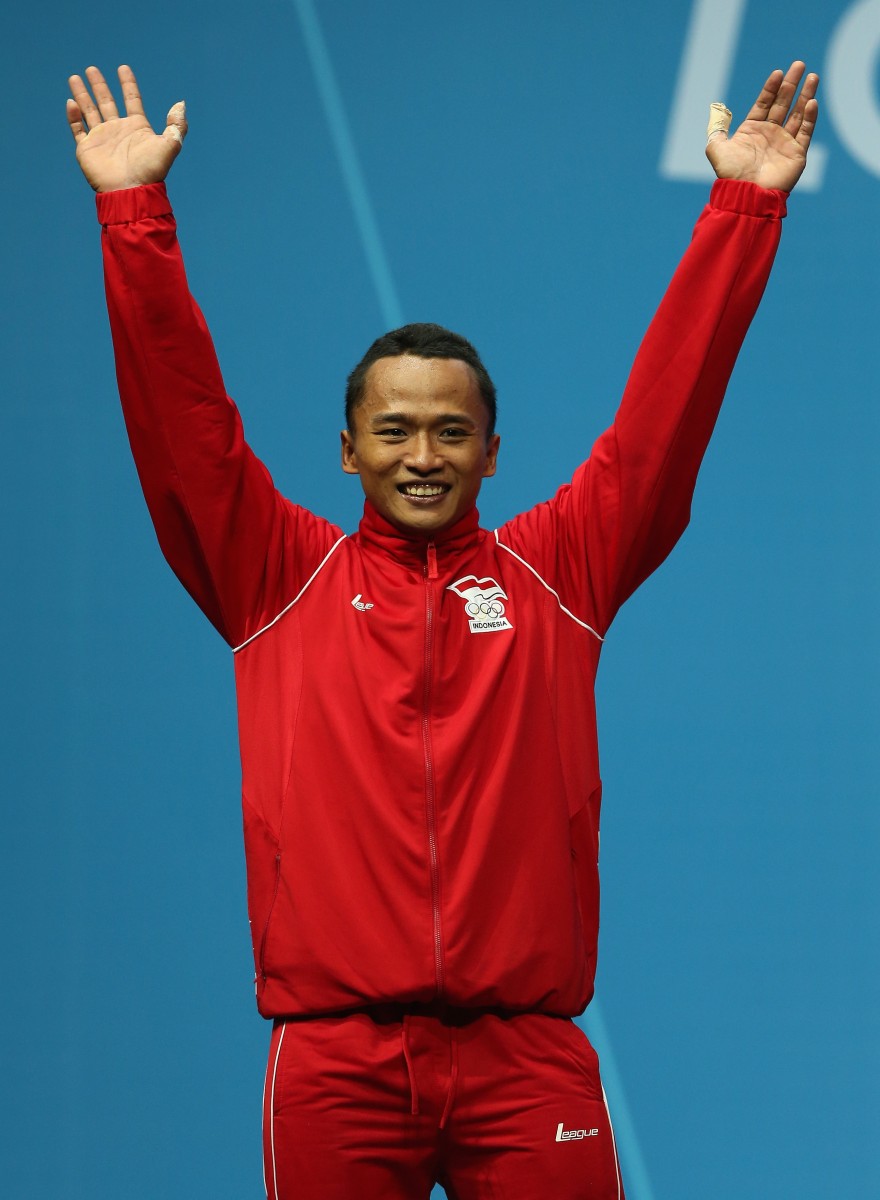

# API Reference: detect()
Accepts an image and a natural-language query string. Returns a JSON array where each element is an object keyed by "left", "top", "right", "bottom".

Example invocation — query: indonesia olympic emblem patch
[{"left": 447, "top": 575, "right": 513, "bottom": 634}]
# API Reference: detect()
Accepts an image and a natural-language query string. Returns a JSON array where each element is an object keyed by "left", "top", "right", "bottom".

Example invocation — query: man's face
[{"left": 341, "top": 355, "right": 500, "bottom": 536}]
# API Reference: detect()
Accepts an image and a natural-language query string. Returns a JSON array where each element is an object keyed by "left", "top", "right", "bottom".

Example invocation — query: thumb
[
  {"left": 706, "top": 101, "right": 732, "bottom": 146},
  {"left": 163, "top": 101, "right": 188, "bottom": 150}
]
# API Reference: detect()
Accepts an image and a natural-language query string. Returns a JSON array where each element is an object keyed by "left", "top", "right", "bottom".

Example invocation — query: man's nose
[{"left": 404, "top": 433, "right": 443, "bottom": 472}]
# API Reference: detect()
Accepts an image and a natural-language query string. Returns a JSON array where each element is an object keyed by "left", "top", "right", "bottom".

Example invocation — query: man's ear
[
  {"left": 482, "top": 433, "right": 501, "bottom": 478},
  {"left": 340, "top": 429, "right": 360, "bottom": 475}
]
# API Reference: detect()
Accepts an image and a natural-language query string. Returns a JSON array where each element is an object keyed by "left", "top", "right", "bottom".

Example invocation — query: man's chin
[{"left": 385, "top": 496, "right": 460, "bottom": 536}]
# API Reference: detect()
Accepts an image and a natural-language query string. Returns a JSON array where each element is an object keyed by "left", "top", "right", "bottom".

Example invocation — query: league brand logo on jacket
[{"left": 447, "top": 576, "right": 513, "bottom": 634}]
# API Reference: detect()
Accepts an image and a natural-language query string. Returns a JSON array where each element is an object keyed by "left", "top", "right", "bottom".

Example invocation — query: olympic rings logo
[{"left": 465, "top": 597, "right": 506, "bottom": 618}]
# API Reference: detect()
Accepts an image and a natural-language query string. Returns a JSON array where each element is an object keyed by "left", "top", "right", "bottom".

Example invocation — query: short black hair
[{"left": 345, "top": 323, "right": 497, "bottom": 436}]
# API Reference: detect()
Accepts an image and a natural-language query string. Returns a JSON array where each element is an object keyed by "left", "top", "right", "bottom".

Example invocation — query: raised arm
[
  {"left": 68, "top": 66, "right": 341, "bottom": 647},
  {"left": 498, "top": 64, "right": 819, "bottom": 636}
]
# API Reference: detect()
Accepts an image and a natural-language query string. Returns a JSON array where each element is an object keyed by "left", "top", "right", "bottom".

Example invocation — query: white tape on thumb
[
  {"left": 706, "top": 102, "right": 732, "bottom": 141},
  {"left": 166, "top": 101, "right": 187, "bottom": 143}
]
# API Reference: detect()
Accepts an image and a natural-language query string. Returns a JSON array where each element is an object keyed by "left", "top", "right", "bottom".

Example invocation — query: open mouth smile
[{"left": 397, "top": 483, "right": 452, "bottom": 501}]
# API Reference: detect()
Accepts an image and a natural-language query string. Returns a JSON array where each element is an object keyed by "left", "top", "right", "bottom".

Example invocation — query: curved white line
[
  {"left": 261, "top": 1035, "right": 269, "bottom": 1199},
  {"left": 602, "top": 1084, "right": 623, "bottom": 1200},
  {"left": 233, "top": 536, "right": 347, "bottom": 653},
  {"left": 493, "top": 531, "right": 604, "bottom": 642},
  {"left": 269, "top": 1023, "right": 286, "bottom": 1200}
]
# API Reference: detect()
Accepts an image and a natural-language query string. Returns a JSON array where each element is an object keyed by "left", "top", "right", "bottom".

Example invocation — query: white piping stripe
[
  {"left": 261, "top": 1034, "right": 270, "bottom": 1199},
  {"left": 602, "top": 1084, "right": 623, "bottom": 1200},
  {"left": 269, "top": 1023, "right": 286, "bottom": 1200},
  {"left": 233, "top": 536, "right": 347, "bottom": 654},
  {"left": 493, "top": 531, "right": 604, "bottom": 642}
]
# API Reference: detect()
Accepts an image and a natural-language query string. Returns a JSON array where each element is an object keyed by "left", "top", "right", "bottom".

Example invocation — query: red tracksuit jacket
[{"left": 98, "top": 178, "right": 787, "bottom": 1019}]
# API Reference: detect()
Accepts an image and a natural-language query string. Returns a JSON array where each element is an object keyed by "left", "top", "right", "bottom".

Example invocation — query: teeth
[{"left": 402, "top": 485, "right": 446, "bottom": 497}]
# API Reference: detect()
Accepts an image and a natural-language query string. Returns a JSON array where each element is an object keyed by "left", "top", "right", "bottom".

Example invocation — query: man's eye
[
  {"left": 440, "top": 427, "right": 468, "bottom": 439},
  {"left": 378, "top": 428, "right": 406, "bottom": 438}
]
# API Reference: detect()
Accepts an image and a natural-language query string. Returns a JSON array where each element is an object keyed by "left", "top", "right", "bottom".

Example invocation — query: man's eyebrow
[
  {"left": 368, "top": 411, "right": 408, "bottom": 426},
  {"left": 368, "top": 411, "right": 478, "bottom": 428}
]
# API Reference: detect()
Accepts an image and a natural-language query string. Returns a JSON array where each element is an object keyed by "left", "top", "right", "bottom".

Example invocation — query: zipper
[
  {"left": 258, "top": 852, "right": 282, "bottom": 984},
  {"left": 422, "top": 541, "right": 444, "bottom": 996}
]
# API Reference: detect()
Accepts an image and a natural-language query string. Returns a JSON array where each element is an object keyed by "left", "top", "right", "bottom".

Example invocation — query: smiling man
[
  {"left": 341, "top": 332, "right": 500, "bottom": 535},
  {"left": 68, "top": 61, "right": 818, "bottom": 1200}
]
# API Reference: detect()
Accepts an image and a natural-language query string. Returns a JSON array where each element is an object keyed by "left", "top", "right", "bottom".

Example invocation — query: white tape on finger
[{"left": 707, "top": 101, "right": 733, "bottom": 141}]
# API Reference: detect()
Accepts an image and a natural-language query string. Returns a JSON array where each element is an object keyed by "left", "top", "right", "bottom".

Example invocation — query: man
[{"left": 67, "top": 61, "right": 818, "bottom": 1200}]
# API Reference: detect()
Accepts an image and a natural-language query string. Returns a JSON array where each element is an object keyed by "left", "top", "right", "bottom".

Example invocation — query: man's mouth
[{"left": 398, "top": 483, "right": 451, "bottom": 499}]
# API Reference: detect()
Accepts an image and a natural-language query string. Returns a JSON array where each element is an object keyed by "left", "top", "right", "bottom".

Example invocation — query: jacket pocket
[
  {"left": 258, "top": 851, "right": 282, "bottom": 983},
  {"left": 242, "top": 796, "right": 282, "bottom": 987},
  {"left": 569, "top": 784, "right": 602, "bottom": 969}
]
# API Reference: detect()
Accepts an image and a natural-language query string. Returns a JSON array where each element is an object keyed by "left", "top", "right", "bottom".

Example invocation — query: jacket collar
[{"left": 356, "top": 500, "right": 482, "bottom": 572}]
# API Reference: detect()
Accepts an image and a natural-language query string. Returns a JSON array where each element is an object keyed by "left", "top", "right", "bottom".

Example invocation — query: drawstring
[
  {"left": 399, "top": 1012, "right": 460, "bottom": 1128},
  {"left": 401, "top": 1016, "right": 420, "bottom": 1116},
  {"left": 438, "top": 1027, "right": 459, "bottom": 1131}
]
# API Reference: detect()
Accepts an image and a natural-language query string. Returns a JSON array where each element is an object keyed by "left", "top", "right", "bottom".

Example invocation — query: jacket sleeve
[
  {"left": 496, "top": 178, "right": 787, "bottom": 637},
  {"left": 97, "top": 183, "right": 343, "bottom": 648}
]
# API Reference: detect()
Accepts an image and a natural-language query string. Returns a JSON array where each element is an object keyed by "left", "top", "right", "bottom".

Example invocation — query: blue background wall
[{"left": 2, "top": 1, "right": 878, "bottom": 1196}]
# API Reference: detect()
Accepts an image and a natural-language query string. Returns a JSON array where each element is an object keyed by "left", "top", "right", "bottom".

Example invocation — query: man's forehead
[
  {"left": 349, "top": 354, "right": 494, "bottom": 437},
  {"left": 362, "top": 354, "right": 480, "bottom": 397}
]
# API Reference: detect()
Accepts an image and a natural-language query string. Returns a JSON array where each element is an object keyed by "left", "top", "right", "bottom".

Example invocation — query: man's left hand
[{"left": 706, "top": 61, "right": 819, "bottom": 192}]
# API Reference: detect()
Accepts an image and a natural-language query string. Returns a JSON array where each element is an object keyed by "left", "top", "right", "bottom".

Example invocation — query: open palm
[
  {"left": 67, "top": 65, "right": 186, "bottom": 193},
  {"left": 707, "top": 62, "right": 819, "bottom": 192}
]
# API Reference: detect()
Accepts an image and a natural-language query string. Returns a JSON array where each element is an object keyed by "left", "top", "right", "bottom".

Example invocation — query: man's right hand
[{"left": 67, "top": 65, "right": 186, "bottom": 193}]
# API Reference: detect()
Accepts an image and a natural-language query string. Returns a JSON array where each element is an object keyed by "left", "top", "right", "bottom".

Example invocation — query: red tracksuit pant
[{"left": 262, "top": 1007, "right": 625, "bottom": 1199}]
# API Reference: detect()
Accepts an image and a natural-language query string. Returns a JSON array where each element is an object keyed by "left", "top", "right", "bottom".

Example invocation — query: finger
[
  {"left": 66, "top": 98, "right": 88, "bottom": 145},
  {"left": 766, "top": 61, "right": 807, "bottom": 125},
  {"left": 743, "top": 68, "right": 784, "bottom": 123},
  {"left": 794, "top": 97, "right": 819, "bottom": 150},
  {"left": 68, "top": 72, "right": 102, "bottom": 131},
  {"left": 163, "top": 101, "right": 188, "bottom": 150},
  {"left": 706, "top": 102, "right": 732, "bottom": 144},
  {"left": 84, "top": 64, "right": 120, "bottom": 122},
  {"left": 117, "top": 64, "right": 146, "bottom": 118},
  {"left": 784, "top": 72, "right": 819, "bottom": 137}
]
